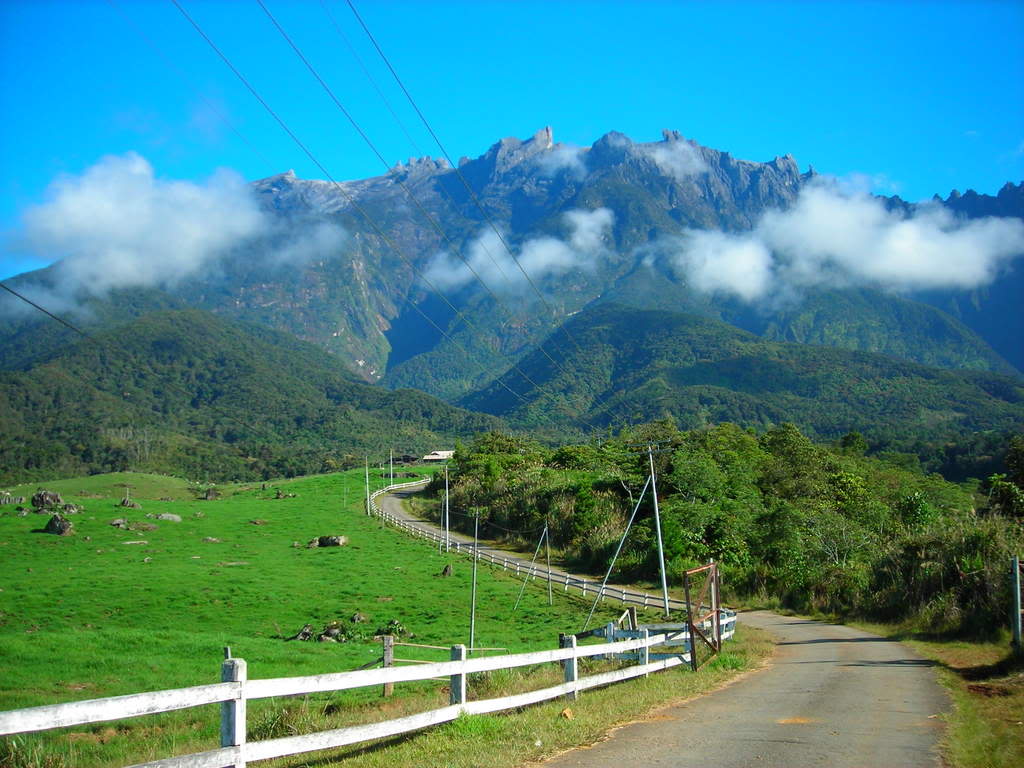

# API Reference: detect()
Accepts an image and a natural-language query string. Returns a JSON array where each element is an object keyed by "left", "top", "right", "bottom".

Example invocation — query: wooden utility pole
[{"left": 444, "top": 465, "right": 450, "bottom": 552}]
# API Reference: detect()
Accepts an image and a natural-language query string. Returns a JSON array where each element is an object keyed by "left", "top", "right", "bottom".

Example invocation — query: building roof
[{"left": 421, "top": 450, "right": 454, "bottom": 461}]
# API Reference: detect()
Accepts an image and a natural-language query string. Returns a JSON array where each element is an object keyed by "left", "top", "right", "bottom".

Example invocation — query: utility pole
[
  {"left": 545, "top": 518, "right": 553, "bottom": 606},
  {"left": 470, "top": 511, "right": 479, "bottom": 652},
  {"left": 444, "top": 464, "right": 450, "bottom": 553},
  {"left": 389, "top": 449, "right": 393, "bottom": 486},
  {"left": 364, "top": 457, "right": 370, "bottom": 515},
  {"left": 649, "top": 444, "right": 671, "bottom": 617}
]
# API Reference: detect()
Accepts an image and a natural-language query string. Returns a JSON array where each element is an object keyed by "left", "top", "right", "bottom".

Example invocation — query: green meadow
[{"left": 0, "top": 469, "right": 650, "bottom": 766}]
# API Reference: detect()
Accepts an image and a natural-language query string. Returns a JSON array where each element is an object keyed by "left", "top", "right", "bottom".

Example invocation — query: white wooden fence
[
  {"left": 0, "top": 479, "right": 739, "bottom": 767},
  {"left": 0, "top": 613, "right": 737, "bottom": 768},
  {"left": 369, "top": 481, "right": 692, "bottom": 612}
]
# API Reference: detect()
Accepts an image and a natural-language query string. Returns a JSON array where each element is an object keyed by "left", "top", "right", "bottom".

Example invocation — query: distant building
[{"left": 422, "top": 450, "right": 454, "bottom": 462}]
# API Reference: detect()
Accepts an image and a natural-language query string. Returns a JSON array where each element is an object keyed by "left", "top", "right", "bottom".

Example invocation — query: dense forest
[
  {"left": 426, "top": 423, "right": 1024, "bottom": 635},
  {"left": 0, "top": 309, "right": 502, "bottom": 484},
  {"left": 462, "top": 305, "right": 1024, "bottom": 471}
]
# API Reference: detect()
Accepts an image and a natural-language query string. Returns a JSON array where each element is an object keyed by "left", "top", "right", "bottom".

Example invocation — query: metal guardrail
[{"left": 369, "top": 481, "right": 690, "bottom": 612}]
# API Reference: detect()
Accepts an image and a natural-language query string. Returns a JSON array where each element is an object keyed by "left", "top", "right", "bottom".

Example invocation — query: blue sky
[{"left": 2, "top": 0, "right": 1022, "bottom": 279}]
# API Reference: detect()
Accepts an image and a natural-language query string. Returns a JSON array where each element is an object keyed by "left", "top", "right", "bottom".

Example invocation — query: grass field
[{"left": 0, "top": 469, "right": 769, "bottom": 767}]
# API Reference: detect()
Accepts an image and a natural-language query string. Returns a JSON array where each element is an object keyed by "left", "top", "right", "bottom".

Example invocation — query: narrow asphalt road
[
  {"left": 381, "top": 487, "right": 951, "bottom": 767},
  {"left": 541, "top": 611, "right": 950, "bottom": 768}
]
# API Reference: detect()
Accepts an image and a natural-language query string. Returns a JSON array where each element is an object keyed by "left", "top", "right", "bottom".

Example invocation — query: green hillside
[
  {"left": 460, "top": 303, "right": 1024, "bottom": 455},
  {"left": 0, "top": 469, "right": 633, "bottom": 766},
  {"left": 0, "top": 309, "right": 503, "bottom": 484}
]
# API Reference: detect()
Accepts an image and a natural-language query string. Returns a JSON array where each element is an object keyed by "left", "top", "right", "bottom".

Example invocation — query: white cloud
[
  {"left": 8, "top": 152, "right": 347, "bottom": 309},
  {"left": 565, "top": 207, "right": 615, "bottom": 253},
  {"left": 535, "top": 145, "right": 588, "bottom": 179},
  {"left": 673, "top": 231, "right": 774, "bottom": 301},
  {"left": 423, "top": 207, "right": 614, "bottom": 295},
  {"left": 647, "top": 140, "right": 707, "bottom": 180},
  {"left": 663, "top": 179, "right": 1024, "bottom": 300}
]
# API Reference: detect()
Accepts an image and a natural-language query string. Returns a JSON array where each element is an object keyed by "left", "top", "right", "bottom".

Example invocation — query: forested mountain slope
[
  {"left": 0, "top": 309, "right": 502, "bottom": 484},
  {"left": 461, "top": 303, "right": 1024, "bottom": 454}
]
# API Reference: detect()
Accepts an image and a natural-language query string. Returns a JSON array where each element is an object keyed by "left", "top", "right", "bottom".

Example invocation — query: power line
[
  {"left": 343, "top": 0, "right": 592, "bottom": 361},
  {"left": 317, "top": 0, "right": 506, "bottom": 278},
  {"left": 108, "top": 0, "right": 531, "bottom": 421},
  {"left": 0, "top": 281, "right": 281, "bottom": 449},
  {"left": 257, "top": 0, "right": 593, "bottom": 415},
  {"left": 168, "top": 0, "right": 540, "bottom": 415},
  {"left": 172, "top": 0, "right": 599, "bottom": 435}
]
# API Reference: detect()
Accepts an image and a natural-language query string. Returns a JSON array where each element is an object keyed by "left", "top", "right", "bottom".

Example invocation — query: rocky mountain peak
[{"left": 457, "top": 126, "right": 557, "bottom": 186}]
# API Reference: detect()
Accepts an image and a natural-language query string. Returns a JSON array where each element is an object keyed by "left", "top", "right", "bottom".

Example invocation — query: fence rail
[
  {"left": 369, "top": 481, "right": 690, "bottom": 612},
  {"left": 0, "top": 615, "right": 736, "bottom": 768}
]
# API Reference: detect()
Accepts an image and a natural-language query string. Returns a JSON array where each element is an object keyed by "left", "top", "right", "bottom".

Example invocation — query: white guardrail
[
  {"left": 369, "top": 481, "right": 693, "bottom": 612},
  {"left": 0, "top": 480, "right": 738, "bottom": 768}
]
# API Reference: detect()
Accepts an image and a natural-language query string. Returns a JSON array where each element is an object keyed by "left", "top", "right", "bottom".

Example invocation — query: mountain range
[{"left": 1, "top": 128, "right": 1021, "bottom": 481}]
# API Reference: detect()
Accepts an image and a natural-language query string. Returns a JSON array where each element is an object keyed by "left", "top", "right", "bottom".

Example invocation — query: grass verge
[{"left": 254, "top": 623, "right": 773, "bottom": 768}]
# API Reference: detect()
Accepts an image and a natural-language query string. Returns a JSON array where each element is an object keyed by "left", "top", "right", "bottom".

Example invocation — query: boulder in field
[
  {"left": 317, "top": 535, "right": 348, "bottom": 548},
  {"left": 286, "top": 623, "right": 314, "bottom": 641},
  {"left": 44, "top": 514, "right": 73, "bottom": 536},
  {"left": 32, "top": 490, "right": 63, "bottom": 510},
  {"left": 156, "top": 513, "right": 182, "bottom": 522}
]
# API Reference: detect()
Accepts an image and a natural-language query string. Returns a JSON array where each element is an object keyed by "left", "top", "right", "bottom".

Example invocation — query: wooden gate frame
[{"left": 682, "top": 561, "right": 722, "bottom": 671}]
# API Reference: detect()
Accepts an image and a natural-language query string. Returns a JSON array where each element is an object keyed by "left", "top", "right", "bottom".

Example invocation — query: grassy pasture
[{"left": 0, "top": 469, "right": 657, "bottom": 766}]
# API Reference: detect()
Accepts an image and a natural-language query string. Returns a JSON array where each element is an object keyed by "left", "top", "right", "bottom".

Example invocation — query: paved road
[
  {"left": 381, "top": 488, "right": 950, "bottom": 766},
  {"left": 541, "top": 611, "right": 949, "bottom": 768}
]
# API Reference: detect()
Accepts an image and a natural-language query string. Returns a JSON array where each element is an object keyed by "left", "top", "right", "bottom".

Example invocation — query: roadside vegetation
[
  {"left": 432, "top": 425, "right": 1023, "bottom": 636},
  {"left": 426, "top": 424, "right": 1024, "bottom": 766}
]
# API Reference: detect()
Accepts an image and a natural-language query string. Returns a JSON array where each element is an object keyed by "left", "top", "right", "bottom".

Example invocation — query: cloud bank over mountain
[
  {"left": 662, "top": 179, "right": 1024, "bottom": 301},
  {"left": 6, "top": 152, "right": 346, "bottom": 312},
  {"left": 424, "top": 207, "right": 615, "bottom": 294}
]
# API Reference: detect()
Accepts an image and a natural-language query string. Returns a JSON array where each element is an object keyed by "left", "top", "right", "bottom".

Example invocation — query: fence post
[
  {"left": 641, "top": 629, "right": 650, "bottom": 676},
  {"left": 605, "top": 621, "right": 616, "bottom": 660},
  {"left": 450, "top": 644, "right": 467, "bottom": 706},
  {"left": 561, "top": 634, "right": 578, "bottom": 700},
  {"left": 1012, "top": 555, "right": 1022, "bottom": 656},
  {"left": 220, "top": 653, "right": 247, "bottom": 768},
  {"left": 382, "top": 635, "right": 395, "bottom": 697}
]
